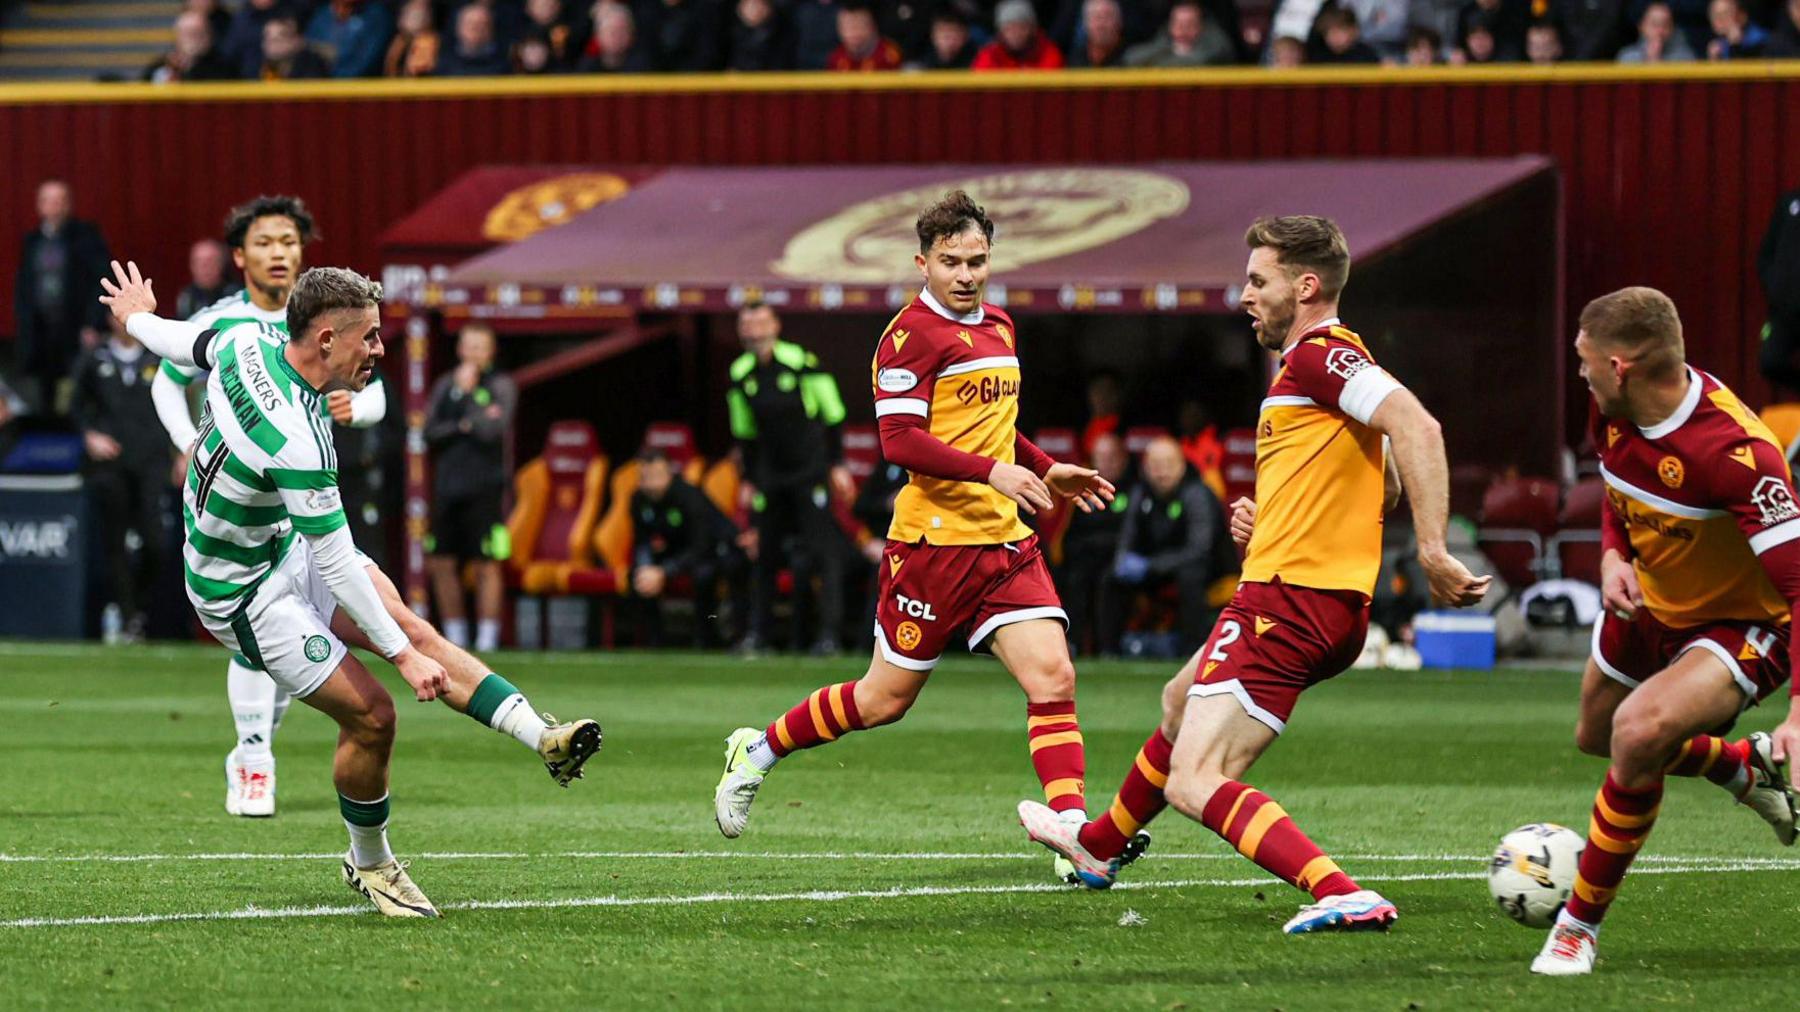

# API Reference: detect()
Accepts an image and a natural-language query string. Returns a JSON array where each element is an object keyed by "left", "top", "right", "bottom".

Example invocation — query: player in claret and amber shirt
[
  {"left": 1530, "top": 287, "right": 1800, "bottom": 976},
  {"left": 1022, "top": 215, "right": 1491, "bottom": 933},
  {"left": 713, "top": 191, "right": 1121, "bottom": 871}
]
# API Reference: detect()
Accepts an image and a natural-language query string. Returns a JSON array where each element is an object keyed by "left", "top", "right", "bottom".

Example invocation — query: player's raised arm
[{"left": 98, "top": 260, "right": 212, "bottom": 367}]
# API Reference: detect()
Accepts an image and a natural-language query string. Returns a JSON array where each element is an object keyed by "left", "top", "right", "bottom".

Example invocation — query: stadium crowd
[{"left": 126, "top": 0, "right": 1800, "bottom": 82}]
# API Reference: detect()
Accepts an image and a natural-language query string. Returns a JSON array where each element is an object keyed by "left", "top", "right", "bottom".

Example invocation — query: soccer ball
[{"left": 1487, "top": 822, "right": 1584, "bottom": 928}]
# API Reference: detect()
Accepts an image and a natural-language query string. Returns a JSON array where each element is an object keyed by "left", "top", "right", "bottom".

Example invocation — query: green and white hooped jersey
[
  {"left": 162, "top": 290, "right": 288, "bottom": 386},
  {"left": 182, "top": 321, "right": 345, "bottom": 617}
]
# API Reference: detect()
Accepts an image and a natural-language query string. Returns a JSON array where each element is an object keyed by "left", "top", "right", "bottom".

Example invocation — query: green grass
[{"left": 1, "top": 643, "right": 1795, "bottom": 1009}]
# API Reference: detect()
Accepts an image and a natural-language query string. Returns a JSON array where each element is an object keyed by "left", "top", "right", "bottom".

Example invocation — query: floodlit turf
[{"left": 2, "top": 642, "right": 1796, "bottom": 1009}]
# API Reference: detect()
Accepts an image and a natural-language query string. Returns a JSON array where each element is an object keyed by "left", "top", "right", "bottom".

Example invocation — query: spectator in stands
[
  {"left": 1127, "top": 0, "right": 1232, "bottom": 66},
  {"left": 1454, "top": 0, "right": 1526, "bottom": 59},
  {"left": 1410, "top": 0, "right": 1469, "bottom": 52},
  {"left": 1758, "top": 183, "right": 1800, "bottom": 396},
  {"left": 579, "top": 2, "right": 654, "bottom": 70},
  {"left": 628, "top": 448, "right": 748, "bottom": 648},
  {"left": 915, "top": 7, "right": 978, "bottom": 68},
  {"left": 259, "top": 16, "right": 333, "bottom": 78},
  {"left": 12, "top": 180, "right": 111, "bottom": 417},
  {"left": 526, "top": 0, "right": 588, "bottom": 68},
  {"left": 1344, "top": 0, "right": 1412, "bottom": 55},
  {"left": 186, "top": 0, "right": 231, "bottom": 39},
  {"left": 728, "top": 0, "right": 791, "bottom": 70},
  {"left": 1451, "top": 15, "right": 1504, "bottom": 60},
  {"left": 145, "top": 10, "right": 238, "bottom": 81},
  {"left": 1404, "top": 24, "right": 1445, "bottom": 62},
  {"left": 438, "top": 4, "right": 511, "bottom": 73},
  {"left": 877, "top": 0, "right": 934, "bottom": 61},
  {"left": 1175, "top": 398, "right": 1225, "bottom": 499},
  {"left": 1268, "top": 32, "right": 1307, "bottom": 64},
  {"left": 1104, "top": 436, "right": 1228, "bottom": 656},
  {"left": 1059, "top": 432, "right": 1130, "bottom": 656},
  {"left": 1067, "top": 0, "right": 1128, "bottom": 66},
  {"left": 1558, "top": 0, "right": 1631, "bottom": 58},
  {"left": 1771, "top": 0, "right": 1800, "bottom": 55},
  {"left": 425, "top": 323, "right": 516, "bottom": 652},
  {"left": 385, "top": 0, "right": 442, "bottom": 75},
  {"left": 1706, "top": 0, "right": 1767, "bottom": 56},
  {"left": 1311, "top": 6, "right": 1383, "bottom": 61},
  {"left": 727, "top": 300, "right": 851, "bottom": 655},
  {"left": 175, "top": 239, "right": 239, "bottom": 320},
  {"left": 827, "top": 2, "right": 903, "bottom": 69},
  {"left": 790, "top": 0, "right": 841, "bottom": 69},
  {"left": 639, "top": 0, "right": 726, "bottom": 70},
  {"left": 513, "top": 27, "right": 556, "bottom": 70},
  {"left": 1617, "top": 0, "right": 1697, "bottom": 59},
  {"left": 222, "top": 0, "right": 290, "bottom": 77},
  {"left": 974, "top": 0, "right": 1066, "bottom": 68},
  {"left": 70, "top": 315, "right": 169, "bottom": 645},
  {"left": 307, "top": 0, "right": 394, "bottom": 77},
  {"left": 1524, "top": 17, "right": 1564, "bottom": 61}
]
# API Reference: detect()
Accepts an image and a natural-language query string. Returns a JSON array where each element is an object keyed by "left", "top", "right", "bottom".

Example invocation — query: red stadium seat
[
  {"left": 842, "top": 423, "right": 879, "bottom": 487},
  {"left": 1032, "top": 431, "right": 1078, "bottom": 565},
  {"left": 642, "top": 420, "right": 698, "bottom": 469},
  {"left": 1548, "top": 477, "right": 1606, "bottom": 582},
  {"left": 1221, "top": 427, "right": 1257, "bottom": 504},
  {"left": 1478, "top": 475, "right": 1560, "bottom": 590},
  {"left": 507, "top": 421, "right": 611, "bottom": 596},
  {"left": 1034, "top": 427, "right": 1078, "bottom": 462},
  {"left": 1123, "top": 425, "right": 1170, "bottom": 456}
]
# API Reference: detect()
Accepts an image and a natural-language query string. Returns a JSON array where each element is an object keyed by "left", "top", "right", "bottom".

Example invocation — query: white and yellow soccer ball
[{"left": 1487, "top": 822, "right": 1585, "bottom": 928}]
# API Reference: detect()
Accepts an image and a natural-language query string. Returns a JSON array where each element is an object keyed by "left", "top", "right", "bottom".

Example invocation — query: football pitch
[{"left": 2, "top": 643, "right": 1796, "bottom": 1009}]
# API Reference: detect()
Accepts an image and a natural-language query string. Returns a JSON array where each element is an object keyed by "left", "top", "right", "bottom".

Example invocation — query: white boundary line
[
  {"left": 2, "top": 849, "right": 1795, "bottom": 865},
  {"left": 2, "top": 861, "right": 1791, "bottom": 930}
]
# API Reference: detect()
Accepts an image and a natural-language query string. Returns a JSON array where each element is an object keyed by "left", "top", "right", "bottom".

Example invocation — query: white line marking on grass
[
  {"left": 5, "top": 849, "right": 1798, "bottom": 865},
  {"left": 3, "top": 860, "right": 1794, "bottom": 929}
]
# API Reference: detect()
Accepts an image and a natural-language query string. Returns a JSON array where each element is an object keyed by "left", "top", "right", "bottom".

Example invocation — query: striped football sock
[
  {"left": 1664, "top": 735, "right": 1753, "bottom": 799},
  {"left": 464, "top": 673, "right": 548, "bottom": 749},
  {"left": 765, "top": 681, "right": 863, "bottom": 759},
  {"left": 1026, "top": 700, "right": 1087, "bottom": 815},
  {"left": 1078, "top": 727, "right": 1172, "bottom": 861},
  {"left": 1565, "top": 771, "right": 1662, "bottom": 926},
  {"left": 1201, "top": 781, "right": 1359, "bottom": 900}
]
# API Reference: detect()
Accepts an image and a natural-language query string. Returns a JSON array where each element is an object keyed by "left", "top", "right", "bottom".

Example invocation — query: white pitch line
[
  {"left": 1, "top": 861, "right": 1792, "bottom": 930},
  {"left": 3, "top": 849, "right": 1797, "bottom": 865}
]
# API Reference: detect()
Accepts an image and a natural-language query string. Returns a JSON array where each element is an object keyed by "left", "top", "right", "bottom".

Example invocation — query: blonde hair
[
  {"left": 1244, "top": 215, "right": 1351, "bottom": 299},
  {"left": 1579, "top": 286, "right": 1684, "bottom": 379}
]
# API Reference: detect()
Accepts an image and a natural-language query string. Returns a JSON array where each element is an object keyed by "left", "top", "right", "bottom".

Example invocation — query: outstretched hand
[
  {"left": 97, "top": 260, "right": 157, "bottom": 327},
  {"left": 1044, "top": 463, "right": 1115, "bottom": 513}
]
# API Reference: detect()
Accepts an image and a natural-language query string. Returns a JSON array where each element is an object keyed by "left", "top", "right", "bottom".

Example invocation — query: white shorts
[{"left": 196, "top": 537, "right": 347, "bottom": 699}]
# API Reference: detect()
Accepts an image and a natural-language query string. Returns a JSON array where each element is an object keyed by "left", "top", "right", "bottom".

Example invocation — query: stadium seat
[
  {"left": 1034, "top": 427, "right": 1078, "bottom": 462},
  {"left": 842, "top": 423, "right": 879, "bottom": 489},
  {"left": 506, "top": 421, "right": 610, "bottom": 596},
  {"left": 1032, "top": 429, "right": 1078, "bottom": 565},
  {"left": 1449, "top": 463, "right": 1493, "bottom": 522},
  {"left": 1123, "top": 425, "right": 1170, "bottom": 456},
  {"left": 1221, "top": 427, "right": 1257, "bottom": 505},
  {"left": 701, "top": 456, "right": 742, "bottom": 519},
  {"left": 1477, "top": 475, "right": 1560, "bottom": 590},
  {"left": 1548, "top": 476, "right": 1606, "bottom": 583}
]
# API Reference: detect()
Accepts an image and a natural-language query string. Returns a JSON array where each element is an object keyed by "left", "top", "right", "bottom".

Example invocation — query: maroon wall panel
[{"left": 5, "top": 75, "right": 1800, "bottom": 409}]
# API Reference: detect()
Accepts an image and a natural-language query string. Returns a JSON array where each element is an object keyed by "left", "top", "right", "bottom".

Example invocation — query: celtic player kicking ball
[{"left": 100, "top": 261, "right": 602, "bottom": 917}]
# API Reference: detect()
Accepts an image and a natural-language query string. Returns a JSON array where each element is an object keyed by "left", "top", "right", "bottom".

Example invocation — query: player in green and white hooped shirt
[
  {"left": 103, "top": 262, "right": 603, "bottom": 918},
  {"left": 149, "top": 198, "right": 388, "bottom": 818}
]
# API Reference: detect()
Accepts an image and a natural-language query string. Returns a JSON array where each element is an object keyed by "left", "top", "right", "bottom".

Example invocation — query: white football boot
[
  {"left": 342, "top": 854, "right": 440, "bottom": 918},
  {"left": 223, "top": 749, "right": 275, "bottom": 818},
  {"left": 1531, "top": 916, "right": 1598, "bottom": 975},
  {"left": 1019, "top": 800, "right": 1115, "bottom": 888},
  {"left": 1742, "top": 732, "right": 1797, "bottom": 846},
  {"left": 714, "top": 727, "right": 766, "bottom": 838},
  {"left": 537, "top": 715, "right": 603, "bottom": 787}
]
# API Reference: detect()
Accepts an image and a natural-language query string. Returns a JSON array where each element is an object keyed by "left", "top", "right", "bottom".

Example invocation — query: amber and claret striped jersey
[
  {"left": 1241, "top": 321, "right": 1402, "bottom": 597},
  {"left": 1596, "top": 367, "right": 1800, "bottom": 629},
  {"left": 871, "top": 289, "right": 1031, "bottom": 545}
]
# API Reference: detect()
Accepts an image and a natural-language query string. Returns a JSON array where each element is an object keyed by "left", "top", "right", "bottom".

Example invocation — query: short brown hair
[
  {"left": 286, "top": 267, "right": 382, "bottom": 342},
  {"left": 1244, "top": 215, "right": 1351, "bottom": 299},
  {"left": 1579, "top": 286, "right": 1684, "bottom": 377},
  {"left": 916, "top": 190, "right": 994, "bottom": 255}
]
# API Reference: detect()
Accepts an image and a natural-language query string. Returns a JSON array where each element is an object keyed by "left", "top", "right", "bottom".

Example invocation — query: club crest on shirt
[
  {"left": 1324, "top": 347, "right": 1372, "bottom": 380},
  {"left": 1657, "top": 456, "right": 1685, "bottom": 489},
  {"left": 1752, "top": 476, "right": 1800, "bottom": 525}
]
